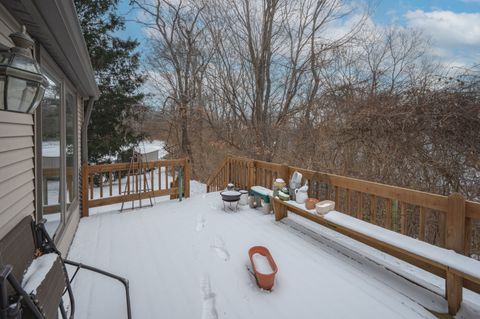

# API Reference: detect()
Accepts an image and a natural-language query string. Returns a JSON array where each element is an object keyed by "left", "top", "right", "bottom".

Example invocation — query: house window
[
  {"left": 41, "top": 73, "right": 62, "bottom": 236},
  {"left": 39, "top": 67, "right": 79, "bottom": 238}
]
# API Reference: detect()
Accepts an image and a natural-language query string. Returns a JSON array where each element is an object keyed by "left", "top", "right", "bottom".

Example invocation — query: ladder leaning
[{"left": 120, "top": 150, "right": 154, "bottom": 212}]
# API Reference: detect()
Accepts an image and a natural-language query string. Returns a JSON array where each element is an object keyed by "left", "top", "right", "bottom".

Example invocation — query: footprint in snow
[
  {"left": 196, "top": 214, "right": 206, "bottom": 232},
  {"left": 201, "top": 275, "right": 218, "bottom": 319},
  {"left": 212, "top": 236, "right": 230, "bottom": 261}
]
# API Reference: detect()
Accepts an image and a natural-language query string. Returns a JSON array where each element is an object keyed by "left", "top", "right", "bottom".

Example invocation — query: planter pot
[
  {"left": 315, "top": 200, "right": 335, "bottom": 215},
  {"left": 305, "top": 198, "right": 319, "bottom": 210},
  {"left": 248, "top": 246, "right": 278, "bottom": 290},
  {"left": 239, "top": 190, "right": 249, "bottom": 205}
]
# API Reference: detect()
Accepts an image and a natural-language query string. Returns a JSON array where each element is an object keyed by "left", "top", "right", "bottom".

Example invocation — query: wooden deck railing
[
  {"left": 206, "top": 155, "right": 480, "bottom": 258},
  {"left": 81, "top": 158, "right": 190, "bottom": 217}
]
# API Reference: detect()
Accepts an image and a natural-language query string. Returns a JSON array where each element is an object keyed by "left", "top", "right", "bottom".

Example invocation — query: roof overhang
[{"left": 0, "top": 0, "right": 99, "bottom": 99}]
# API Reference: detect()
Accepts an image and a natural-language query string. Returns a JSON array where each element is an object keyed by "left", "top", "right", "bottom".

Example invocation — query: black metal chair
[{"left": 0, "top": 216, "right": 132, "bottom": 319}]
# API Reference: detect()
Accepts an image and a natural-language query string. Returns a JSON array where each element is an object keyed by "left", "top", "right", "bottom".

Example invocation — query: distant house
[
  {"left": 0, "top": 1, "right": 98, "bottom": 254},
  {"left": 135, "top": 140, "right": 166, "bottom": 162}
]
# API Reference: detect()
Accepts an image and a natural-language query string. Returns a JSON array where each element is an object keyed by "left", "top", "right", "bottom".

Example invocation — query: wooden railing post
[
  {"left": 446, "top": 193, "right": 466, "bottom": 253},
  {"left": 446, "top": 192, "right": 465, "bottom": 314},
  {"left": 184, "top": 158, "right": 191, "bottom": 198},
  {"left": 81, "top": 164, "right": 89, "bottom": 217}
]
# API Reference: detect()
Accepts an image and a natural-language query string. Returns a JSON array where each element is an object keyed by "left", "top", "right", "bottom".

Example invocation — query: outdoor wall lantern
[{"left": 0, "top": 26, "right": 48, "bottom": 113}]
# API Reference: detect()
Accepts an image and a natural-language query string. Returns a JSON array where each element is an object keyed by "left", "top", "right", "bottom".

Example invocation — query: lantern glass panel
[
  {"left": 31, "top": 84, "right": 45, "bottom": 111},
  {"left": 7, "top": 77, "right": 37, "bottom": 112},
  {"left": 11, "top": 54, "right": 38, "bottom": 73}
]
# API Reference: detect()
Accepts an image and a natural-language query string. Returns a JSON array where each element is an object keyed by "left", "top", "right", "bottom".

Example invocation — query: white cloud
[{"left": 404, "top": 10, "right": 480, "bottom": 66}]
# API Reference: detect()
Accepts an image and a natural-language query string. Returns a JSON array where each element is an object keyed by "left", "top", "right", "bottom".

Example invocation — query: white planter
[
  {"left": 239, "top": 190, "right": 249, "bottom": 205},
  {"left": 315, "top": 200, "right": 335, "bottom": 215}
]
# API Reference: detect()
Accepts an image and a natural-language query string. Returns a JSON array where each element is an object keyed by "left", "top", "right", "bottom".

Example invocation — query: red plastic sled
[{"left": 248, "top": 246, "right": 278, "bottom": 290}]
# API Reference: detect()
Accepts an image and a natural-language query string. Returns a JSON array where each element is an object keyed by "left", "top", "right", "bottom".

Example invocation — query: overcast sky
[{"left": 116, "top": 0, "right": 480, "bottom": 68}]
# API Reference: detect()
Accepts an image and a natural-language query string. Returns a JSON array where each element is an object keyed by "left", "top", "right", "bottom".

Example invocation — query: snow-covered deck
[{"left": 67, "top": 190, "right": 480, "bottom": 319}]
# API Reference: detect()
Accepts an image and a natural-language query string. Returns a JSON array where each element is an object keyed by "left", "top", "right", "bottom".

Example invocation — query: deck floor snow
[{"left": 67, "top": 191, "right": 477, "bottom": 319}]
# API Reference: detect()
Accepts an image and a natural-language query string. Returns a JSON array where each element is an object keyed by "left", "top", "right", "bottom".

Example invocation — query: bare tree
[
  {"left": 134, "top": 0, "right": 212, "bottom": 168},
  {"left": 202, "top": 0, "right": 367, "bottom": 160}
]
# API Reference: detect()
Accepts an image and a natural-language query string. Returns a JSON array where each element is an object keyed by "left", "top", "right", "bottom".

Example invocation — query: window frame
[
  {"left": 64, "top": 84, "right": 79, "bottom": 218},
  {"left": 35, "top": 48, "right": 80, "bottom": 241}
]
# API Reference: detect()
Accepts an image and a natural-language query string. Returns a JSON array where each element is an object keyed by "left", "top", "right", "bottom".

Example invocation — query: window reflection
[
  {"left": 66, "top": 91, "right": 76, "bottom": 211},
  {"left": 41, "top": 75, "right": 61, "bottom": 237}
]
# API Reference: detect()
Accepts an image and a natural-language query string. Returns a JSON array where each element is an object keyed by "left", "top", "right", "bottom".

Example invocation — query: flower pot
[
  {"left": 305, "top": 198, "right": 319, "bottom": 210},
  {"left": 248, "top": 246, "right": 278, "bottom": 290}
]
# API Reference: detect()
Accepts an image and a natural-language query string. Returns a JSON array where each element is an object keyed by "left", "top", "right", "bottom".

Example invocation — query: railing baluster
[
  {"left": 127, "top": 172, "right": 130, "bottom": 195},
  {"left": 235, "top": 160, "right": 238, "bottom": 185},
  {"left": 158, "top": 163, "right": 161, "bottom": 190},
  {"left": 464, "top": 218, "right": 472, "bottom": 256},
  {"left": 357, "top": 192, "right": 363, "bottom": 220},
  {"left": 242, "top": 163, "right": 246, "bottom": 188},
  {"left": 346, "top": 189, "right": 351, "bottom": 215},
  {"left": 99, "top": 173, "right": 103, "bottom": 198},
  {"left": 109, "top": 171, "right": 113, "bottom": 197},
  {"left": 385, "top": 198, "right": 392, "bottom": 229},
  {"left": 89, "top": 174, "right": 94, "bottom": 199},
  {"left": 439, "top": 212, "right": 446, "bottom": 247},
  {"left": 370, "top": 195, "right": 377, "bottom": 224},
  {"left": 222, "top": 162, "right": 224, "bottom": 188},
  {"left": 118, "top": 171, "right": 122, "bottom": 195},
  {"left": 167, "top": 165, "right": 171, "bottom": 189},
  {"left": 335, "top": 186, "right": 339, "bottom": 206},
  {"left": 419, "top": 206, "right": 426, "bottom": 240},
  {"left": 134, "top": 169, "right": 139, "bottom": 193},
  {"left": 400, "top": 202, "right": 407, "bottom": 234},
  {"left": 150, "top": 163, "right": 154, "bottom": 192},
  {"left": 143, "top": 169, "right": 147, "bottom": 193}
]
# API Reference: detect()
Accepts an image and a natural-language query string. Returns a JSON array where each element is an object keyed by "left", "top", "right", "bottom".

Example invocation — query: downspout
[{"left": 81, "top": 97, "right": 95, "bottom": 164}]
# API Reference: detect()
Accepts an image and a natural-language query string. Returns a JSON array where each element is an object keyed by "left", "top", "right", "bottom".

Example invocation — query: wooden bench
[{"left": 272, "top": 197, "right": 480, "bottom": 315}]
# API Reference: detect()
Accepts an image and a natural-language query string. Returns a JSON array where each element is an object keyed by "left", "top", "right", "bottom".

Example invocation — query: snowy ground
[{"left": 66, "top": 189, "right": 480, "bottom": 319}]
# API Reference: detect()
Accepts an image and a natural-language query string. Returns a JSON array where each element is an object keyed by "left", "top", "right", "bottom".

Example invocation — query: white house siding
[{"left": 0, "top": 111, "right": 35, "bottom": 239}]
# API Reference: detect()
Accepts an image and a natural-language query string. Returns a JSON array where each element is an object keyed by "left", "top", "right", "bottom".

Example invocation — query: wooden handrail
[
  {"left": 289, "top": 166, "right": 449, "bottom": 212},
  {"left": 206, "top": 155, "right": 480, "bottom": 259},
  {"left": 466, "top": 200, "right": 480, "bottom": 219},
  {"left": 81, "top": 158, "right": 191, "bottom": 217}
]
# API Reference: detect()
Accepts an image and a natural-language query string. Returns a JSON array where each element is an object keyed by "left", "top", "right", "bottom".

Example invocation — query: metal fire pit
[{"left": 220, "top": 190, "right": 241, "bottom": 212}]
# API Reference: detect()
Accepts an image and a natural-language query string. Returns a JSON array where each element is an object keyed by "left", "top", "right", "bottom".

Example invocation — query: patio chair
[{"left": 0, "top": 216, "right": 132, "bottom": 319}]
